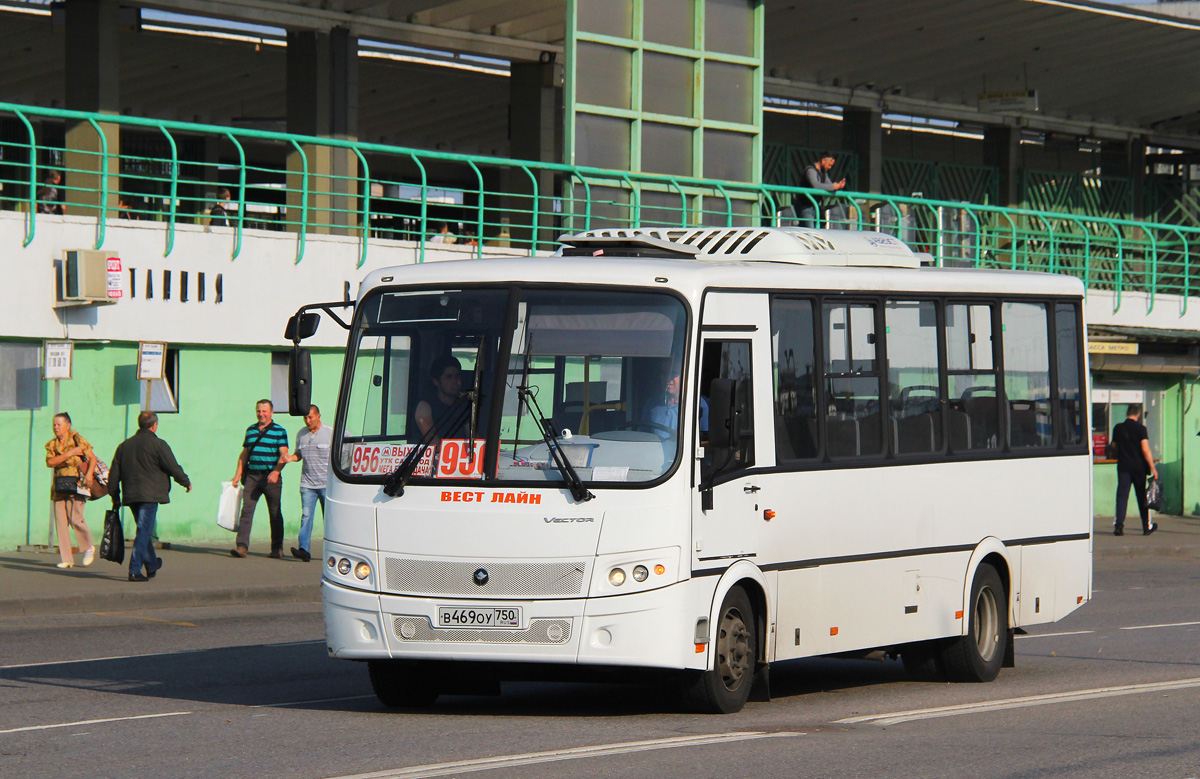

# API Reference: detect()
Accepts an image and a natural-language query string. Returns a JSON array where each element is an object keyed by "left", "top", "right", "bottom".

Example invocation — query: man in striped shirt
[{"left": 230, "top": 399, "right": 289, "bottom": 558}]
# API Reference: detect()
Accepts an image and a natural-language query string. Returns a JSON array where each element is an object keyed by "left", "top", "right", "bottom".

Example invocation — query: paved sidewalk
[
  {"left": 0, "top": 540, "right": 323, "bottom": 618},
  {"left": 2, "top": 514, "right": 1197, "bottom": 619}
]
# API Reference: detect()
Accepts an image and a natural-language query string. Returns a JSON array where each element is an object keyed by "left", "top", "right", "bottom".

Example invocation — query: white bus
[{"left": 287, "top": 227, "right": 1092, "bottom": 714}]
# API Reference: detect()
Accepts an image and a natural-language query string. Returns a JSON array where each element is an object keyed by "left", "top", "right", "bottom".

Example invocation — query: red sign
[
  {"left": 106, "top": 256, "right": 123, "bottom": 298},
  {"left": 1092, "top": 433, "right": 1109, "bottom": 459}
]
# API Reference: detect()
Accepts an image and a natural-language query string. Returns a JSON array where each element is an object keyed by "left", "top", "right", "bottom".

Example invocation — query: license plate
[{"left": 437, "top": 606, "right": 522, "bottom": 629}]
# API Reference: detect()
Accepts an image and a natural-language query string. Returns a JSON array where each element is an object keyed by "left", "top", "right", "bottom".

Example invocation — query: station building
[{"left": 2, "top": 0, "right": 1200, "bottom": 548}]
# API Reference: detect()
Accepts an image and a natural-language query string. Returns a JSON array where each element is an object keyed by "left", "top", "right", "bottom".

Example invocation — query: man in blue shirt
[
  {"left": 230, "top": 399, "right": 289, "bottom": 558},
  {"left": 648, "top": 373, "right": 708, "bottom": 436}
]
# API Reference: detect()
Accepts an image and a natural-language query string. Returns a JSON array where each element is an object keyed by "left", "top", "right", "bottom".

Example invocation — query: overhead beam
[{"left": 134, "top": 0, "right": 563, "bottom": 60}]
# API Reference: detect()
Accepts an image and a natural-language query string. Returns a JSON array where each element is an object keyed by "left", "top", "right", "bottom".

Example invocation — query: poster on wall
[
  {"left": 137, "top": 342, "right": 167, "bottom": 381},
  {"left": 43, "top": 340, "right": 73, "bottom": 380}
]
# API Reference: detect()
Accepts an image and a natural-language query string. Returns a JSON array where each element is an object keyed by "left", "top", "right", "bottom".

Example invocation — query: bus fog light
[
  {"left": 354, "top": 562, "right": 371, "bottom": 580},
  {"left": 337, "top": 558, "right": 352, "bottom": 575},
  {"left": 609, "top": 568, "right": 626, "bottom": 586},
  {"left": 327, "top": 556, "right": 336, "bottom": 568},
  {"left": 632, "top": 565, "right": 649, "bottom": 582}
]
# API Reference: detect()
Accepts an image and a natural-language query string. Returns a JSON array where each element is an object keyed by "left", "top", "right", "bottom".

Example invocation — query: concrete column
[
  {"left": 842, "top": 107, "right": 882, "bottom": 194},
  {"left": 1101, "top": 139, "right": 1146, "bottom": 219},
  {"left": 63, "top": 0, "right": 121, "bottom": 216},
  {"left": 286, "top": 27, "right": 359, "bottom": 235},
  {"left": 507, "top": 59, "right": 561, "bottom": 251},
  {"left": 983, "top": 126, "right": 1020, "bottom": 208}
]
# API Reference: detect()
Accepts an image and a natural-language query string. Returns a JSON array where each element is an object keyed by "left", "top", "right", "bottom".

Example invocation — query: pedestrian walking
[
  {"left": 1112, "top": 403, "right": 1159, "bottom": 536},
  {"left": 45, "top": 412, "right": 99, "bottom": 568},
  {"left": 108, "top": 411, "right": 191, "bottom": 582},
  {"left": 285, "top": 404, "right": 332, "bottom": 562},
  {"left": 230, "top": 399, "right": 289, "bottom": 558}
]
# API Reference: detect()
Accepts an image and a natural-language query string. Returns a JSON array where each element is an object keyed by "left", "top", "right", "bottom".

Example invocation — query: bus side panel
[{"left": 1018, "top": 538, "right": 1091, "bottom": 625}]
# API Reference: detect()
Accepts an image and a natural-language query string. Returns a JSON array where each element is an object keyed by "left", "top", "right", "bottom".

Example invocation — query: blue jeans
[
  {"left": 298, "top": 486, "right": 326, "bottom": 552},
  {"left": 128, "top": 502, "right": 160, "bottom": 577}
]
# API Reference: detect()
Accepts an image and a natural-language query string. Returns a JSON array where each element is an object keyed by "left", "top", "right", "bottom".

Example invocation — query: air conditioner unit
[{"left": 57, "top": 249, "right": 117, "bottom": 307}]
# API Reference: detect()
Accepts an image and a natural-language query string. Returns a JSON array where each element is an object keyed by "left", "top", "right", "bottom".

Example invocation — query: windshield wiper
[
  {"left": 382, "top": 396, "right": 470, "bottom": 498},
  {"left": 517, "top": 385, "right": 594, "bottom": 503},
  {"left": 464, "top": 339, "right": 485, "bottom": 474}
]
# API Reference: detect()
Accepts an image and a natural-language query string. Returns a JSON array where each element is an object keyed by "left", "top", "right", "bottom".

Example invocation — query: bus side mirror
[
  {"left": 285, "top": 312, "right": 320, "bottom": 342},
  {"left": 289, "top": 346, "right": 312, "bottom": 416}
]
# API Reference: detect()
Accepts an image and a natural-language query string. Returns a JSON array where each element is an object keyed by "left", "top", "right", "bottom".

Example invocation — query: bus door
[{"left": 693, "top": 293, "right": 776, "bottom": 576}]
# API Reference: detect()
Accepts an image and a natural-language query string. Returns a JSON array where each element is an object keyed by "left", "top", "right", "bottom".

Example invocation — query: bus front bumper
[{"left": 322, "top": 578, "right": 703, "bottom": 670}]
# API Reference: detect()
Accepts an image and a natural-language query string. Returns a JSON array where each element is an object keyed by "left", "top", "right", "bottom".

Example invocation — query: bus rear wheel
[
  {"left": 367, "top": 660, "right": 440, "bottom": 707},
  {"left": 681, "top": 586, "right": 757, "bottom": 714},
  {"left": 939, "top": 563, "right": 1007, "bottom": 682}
]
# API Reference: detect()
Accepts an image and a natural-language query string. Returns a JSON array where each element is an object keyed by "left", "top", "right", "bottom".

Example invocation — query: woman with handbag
[{"left": 44, "top": 412, "right": 98, "bottom": 568}]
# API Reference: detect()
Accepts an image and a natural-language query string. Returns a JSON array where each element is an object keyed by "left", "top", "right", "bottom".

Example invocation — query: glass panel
[
  {"left": 641, "top": 188, "right": 688, "bottom": 227},
  {"left": 824, "top": 302, "right": 876, "bottom": 374},
  {"left": 577, "top": 0, "right": 632, "bottom": 38},
  {"left": 575, "top": 113, "right": 631, "bottom": 171},
  {"left": 645, "top": 0, "right": 694, "bottom": 48},
  {"left": 886, "top": 300, "right": 942, "bottom": 454},
  {"left": 337, "top": 289, "right": 506, "bottom": 477},
  {"left": 702, "top": 129, "right": 752, "bottom": 183},
  {"left": 706, "top": 0, "right": 754, "bottom": 56},
  {"left": 772, "top": 298, "right": 818, "bottom": 461},
  {"left": 641, "top": 122, "right": 694, "bottom": 177},
  {"left": 704, "top": 61, "right": 753, "bottom": 124},
  {"left": 1056, "top": 302, "right": 1083, "bottom": 446},
  {"left": 946, "top": 303, "right": 993, "bottom": 370},
  {"left": 498, "top": 290, "right": 688, "bottom": 484},
  {"left": 643, "top": 52, "right": 695, "bottom": 117},
  {"left": 1003, "top": 301, "right": 1052, "bottom": 448},
  {"left": 824, "top": 302, "right": 882, "bottom": 457},
  {"left": 949, "top": 374, "right": 999, "bottom": 450},
  {"left": 576, "top": 42, "right": 632, "bottom": 110},
  {"left": 701, "top": 339, "right": 754, "bottom": 468}
]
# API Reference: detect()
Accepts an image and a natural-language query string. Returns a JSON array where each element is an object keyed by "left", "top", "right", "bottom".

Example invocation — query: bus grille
[
  {"left": 391, "top": 615, "right": 573, "bottom": 645},
  {"left": 382, "top": 558, "right": 587, "bottom": 598}
]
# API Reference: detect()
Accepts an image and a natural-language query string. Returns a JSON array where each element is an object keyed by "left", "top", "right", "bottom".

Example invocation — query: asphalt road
[{"left": 1, "top": 556, "right": 1198, "bottom": 779}]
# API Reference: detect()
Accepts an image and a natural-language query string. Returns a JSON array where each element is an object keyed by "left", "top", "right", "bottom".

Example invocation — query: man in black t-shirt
[{"left": 1111, "top": 404, "right": 1159, "bottom": 536}]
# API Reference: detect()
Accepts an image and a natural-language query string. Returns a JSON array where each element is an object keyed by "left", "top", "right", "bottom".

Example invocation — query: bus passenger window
[
  {"left": 771, "top": 298, "right": 818, "bottom": 461},
  {"left": 886, "top": 300, "right": 942, "bottom": 454},
  {"left": 946, "top": 303, "right": 999, "bottom": 450},
  {"left": 1002, "top": 301, "right": 1052, "bottom": 448},
  {"left": 823, "top": 302, "right": 883, "bottom": 458},
  {"left": 1055, "top": 302, "right": 1084, "bottom": 446}
]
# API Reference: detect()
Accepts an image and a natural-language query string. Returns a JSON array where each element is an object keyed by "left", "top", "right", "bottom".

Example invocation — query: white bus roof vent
[{"left": 558, "top": 227, "right": 919, "bottom": 268}]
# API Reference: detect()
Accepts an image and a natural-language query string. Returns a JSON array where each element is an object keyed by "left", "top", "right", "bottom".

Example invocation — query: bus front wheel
[
  {"left": 940, "top": 563, "right": 1007, "bottom": 683},
  {"left": 368, "top": 660, "right": 440, "bottom": 708},
  {"left": 681, "top": 586, "right": 757, "bottom": 714}
]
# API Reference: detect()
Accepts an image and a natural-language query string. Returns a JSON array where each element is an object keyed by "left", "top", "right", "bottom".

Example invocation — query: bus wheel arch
[{"left": 682, "top": 565, "right": 769, "bottom": 713}]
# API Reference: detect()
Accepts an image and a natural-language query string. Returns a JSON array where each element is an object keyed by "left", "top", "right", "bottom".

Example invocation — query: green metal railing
[{"left": 3, "top": 101, "right": 1200, "bottom": 315}]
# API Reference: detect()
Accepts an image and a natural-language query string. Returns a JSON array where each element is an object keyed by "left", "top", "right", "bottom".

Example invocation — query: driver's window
[{"left": 700, "top": 339, "right": 754, "bottom": 469}]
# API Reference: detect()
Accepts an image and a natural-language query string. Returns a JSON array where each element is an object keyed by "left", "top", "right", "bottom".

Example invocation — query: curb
[{"left": 0, "top": 583, "right": 321, "bottom": 619}]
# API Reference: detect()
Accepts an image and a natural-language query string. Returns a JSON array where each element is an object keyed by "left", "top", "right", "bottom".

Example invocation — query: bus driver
[{"left": 414, "top": 355, "right": 470, "bottom": 441}]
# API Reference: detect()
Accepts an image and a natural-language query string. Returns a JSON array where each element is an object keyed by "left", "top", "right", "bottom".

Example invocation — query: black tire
[
  {"left": 939, "top": 563, "right": 1007, "bottom": 682},
  {"left": 367, "top": 660, "right": 440, "bottom": 708},
  {"left": 681, "top": 586, "right": 757, "bottom": 714}
]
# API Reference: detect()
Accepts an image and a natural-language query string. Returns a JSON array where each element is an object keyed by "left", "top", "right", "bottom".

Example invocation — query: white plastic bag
[{"left": 217, "top": 481, "right": 243, "bottom": 532}]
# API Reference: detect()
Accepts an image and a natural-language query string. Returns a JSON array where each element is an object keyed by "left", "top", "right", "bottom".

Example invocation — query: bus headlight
[
  {"left": 337, "top": 558, "right": 352, "bottom": 575},
  {"left": 354, "top": 562, "right": 371, "bottom": 580},
  {"left": 608, "top": 568, "right": 626, "bottom": 586},
  {"left": 632, "top": 565, "right": 649, "bottom": 582}
]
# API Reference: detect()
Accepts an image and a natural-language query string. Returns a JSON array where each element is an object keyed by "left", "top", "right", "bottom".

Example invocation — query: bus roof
[{"left": 360, "top": 229, "right": 1084, "bottom": 300}]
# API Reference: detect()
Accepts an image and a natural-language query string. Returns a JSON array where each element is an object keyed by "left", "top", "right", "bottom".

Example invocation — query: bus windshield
[{"left": 337, "top": 286, "right": 689, "bottom": 486}]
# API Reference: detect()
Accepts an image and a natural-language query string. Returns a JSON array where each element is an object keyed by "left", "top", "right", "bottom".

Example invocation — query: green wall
[{"left": 1, "top": 340, "right": 343, "bottom": 551}]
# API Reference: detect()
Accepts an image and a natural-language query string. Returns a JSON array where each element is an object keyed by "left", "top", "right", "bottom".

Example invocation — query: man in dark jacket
[
  {"left": 109, "top": 411, "right": 191, "bottom": 582},
  {"left": 1112, "top": 403, "right": 1159, "bottom": 537}
]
